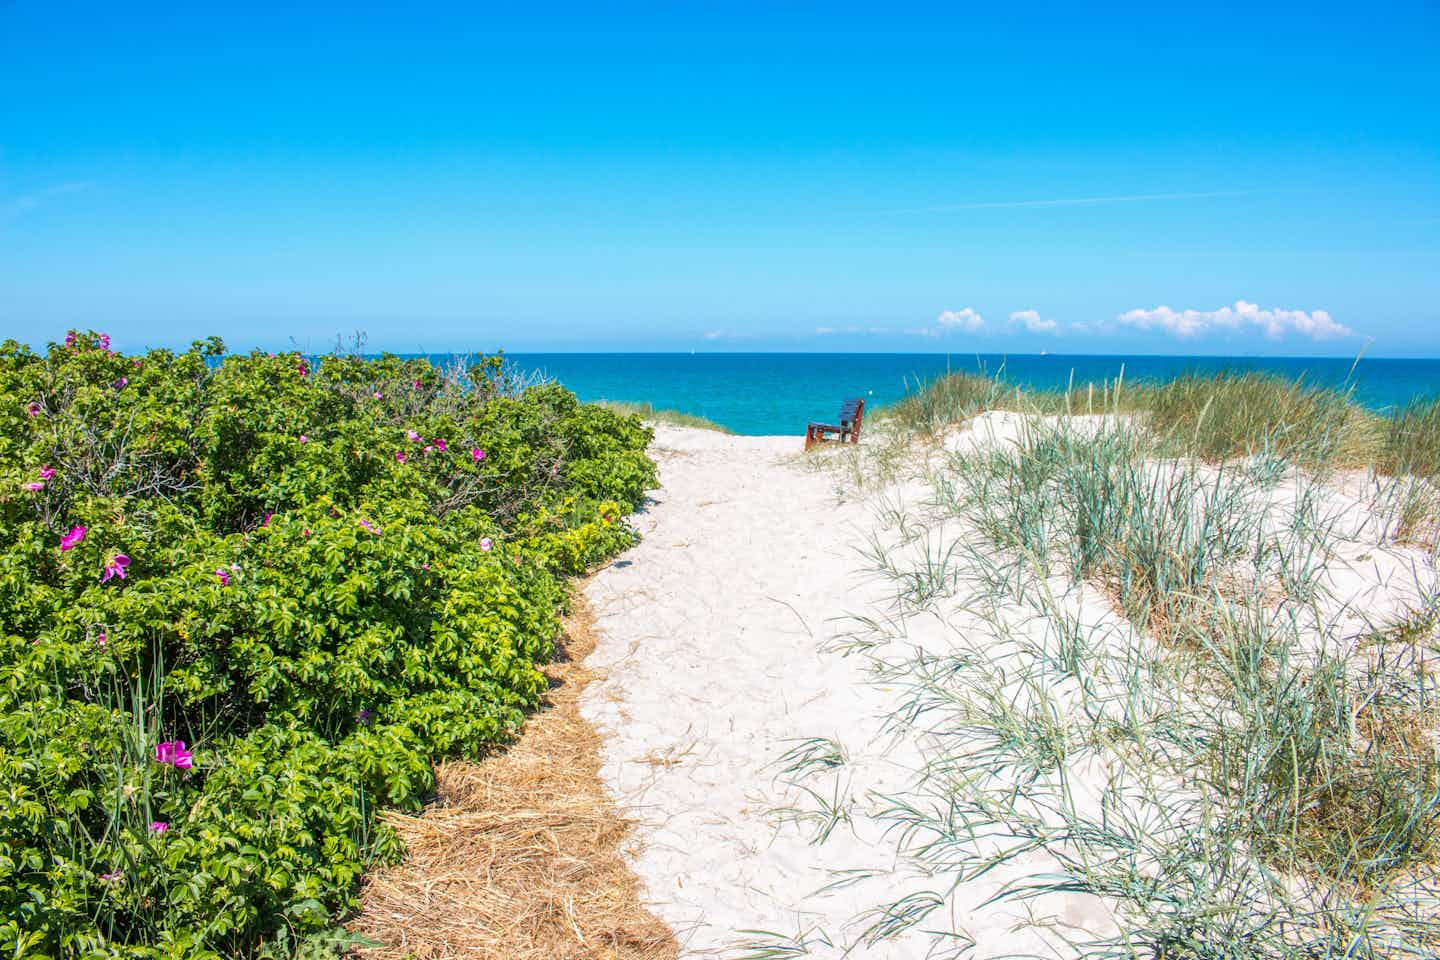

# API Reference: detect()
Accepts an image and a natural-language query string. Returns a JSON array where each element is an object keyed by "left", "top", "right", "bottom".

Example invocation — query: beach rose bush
[{"left": 0, "top": 333, "right": 654, "bottom": 958}]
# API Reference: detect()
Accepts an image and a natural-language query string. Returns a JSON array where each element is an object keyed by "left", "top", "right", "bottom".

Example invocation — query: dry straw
[{"left": 353, "top": 591, "right": 678, "bottom": 960}]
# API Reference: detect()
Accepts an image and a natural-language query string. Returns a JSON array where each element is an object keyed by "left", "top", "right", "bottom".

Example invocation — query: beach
[{"left": 577, "top": 412, "right": 1440, "bottom": 958}]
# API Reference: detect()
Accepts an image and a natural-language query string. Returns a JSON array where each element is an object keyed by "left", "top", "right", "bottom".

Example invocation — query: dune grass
[
  {"left": 600, "top": 400, "right": 733, "bottom": 433},
  {"left": 794, "top": 381, "right": 1440, "bottom": 957},
  {"left": 875, "top": 367, "right": 1428, "bottom": 473}
]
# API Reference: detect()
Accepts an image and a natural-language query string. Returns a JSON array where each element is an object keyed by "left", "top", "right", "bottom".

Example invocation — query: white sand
[
  {"left": 580, "top": 424, "right": 1115, "bottom": 957},
  {"left": 581, "top": 418, "right": 1438, "bottom": 957}
]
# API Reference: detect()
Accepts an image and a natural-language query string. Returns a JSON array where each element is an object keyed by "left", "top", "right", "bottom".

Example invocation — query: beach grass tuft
[{"left": 600, "top": 400, "right": 734, "bottom": 433}]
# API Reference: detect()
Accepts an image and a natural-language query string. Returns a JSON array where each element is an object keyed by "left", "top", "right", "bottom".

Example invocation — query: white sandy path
[
  {"left": 580, "top": 426, "right": 929, "bottom": 957},
  {"left": 582, "top": 417, "right": 1440, "bottom": 959},
  {"left": 579, "top": 425, "right": 1110, "bottom": 958}
]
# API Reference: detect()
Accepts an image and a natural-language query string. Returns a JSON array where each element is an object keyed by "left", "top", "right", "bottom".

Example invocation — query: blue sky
[{"left": 1, "top": 2, "right": 1437, "bottom": 356}]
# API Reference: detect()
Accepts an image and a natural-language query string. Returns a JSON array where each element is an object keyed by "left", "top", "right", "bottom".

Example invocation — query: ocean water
[{"left": 501, "top": 353, "right": 1440, "bottom": 436}]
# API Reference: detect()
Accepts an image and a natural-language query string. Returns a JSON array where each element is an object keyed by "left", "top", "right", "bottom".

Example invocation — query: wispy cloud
[
  {"left": 1115, "top": 300, "right": 1352, "bottom": 341},
  {"left": 5, "top": 180, "right": 97, "bottom": 220},
  {"left": 892, "top": 190, "right": 1249, "bottom": 214}
]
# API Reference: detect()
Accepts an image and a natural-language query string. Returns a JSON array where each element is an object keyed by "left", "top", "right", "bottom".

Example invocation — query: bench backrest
[{"left": 840, "top": 398, "right": 864, "bottom": 433}]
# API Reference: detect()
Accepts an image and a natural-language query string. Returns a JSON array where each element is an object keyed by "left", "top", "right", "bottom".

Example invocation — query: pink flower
[
  {"left": 302, "top": 528, "right": 312, "bottom": 537},
  {"left": 98, "top": 870, "right": 122, "bottom": 883},
  {"left": 112, "top": 377, "right": 128, "bottom": 390},
  {"left": 25, "top": 401, "right": 40, "bottom": 417},
  {"left": 61, "top": 525, "right": 87, "bottom": 550},
  {"left": 96, "top": 631, "right": 107, "bottom": 647},
  {"left": 358, "top": 519, "right": 378, "bottom": 535},
  {"left": 102, "top": 554, "right": 130, "bottom": 582},
  {"left": 98, "top": 334, "right": 111, "bottom": 351},
  {"left": 372, "top": 391, "right": 383, "bottom": 399},
  {"left": 413, "top": 379, "right": 422, "bottom": 390},
  {"left": 433, "top": 439, "right": 447, "bottom": 452},
  {"left": 395, "top": 450, "right": 407, "bottom": 463},
  {"left": 471, "top": 448, "right": 486, "bottom": 461},
  {"left": 480, "top": 537, "right": 493, "bottom": 552},
  {"left": 24, "top": 482, "right": 44, "bottom": 492},
  {"left": 298, "top": 434, "right": 309, "bottom": 444},
  {"left": 148, "top": 821, "right": 169, "bottom": 834},
  {"left": 406, "top": 430, "right": 422, "bottom": 443},
  {"left": 423, "top": 444, "right": 434, "bottom": 455},
  {"left": 154, "top": 740, "right": 193, "bottom": 770},
  {"left": 297, "top": 361, "right": 309, "bottom": 377},
  {"left": 38, "top": 465, "right": 55, "bottom": 480},
  {"left": 214, "top": 568, "right": 230, "bottom": 586},
  {"left": 357, "top": 707, "right": 373, "bottom": 725},
  {"left": 262, "top": 512, "right": 273, "bottom": 527},
  {"left": 64, "top": 331, "right": 77, "bottom": 348}
]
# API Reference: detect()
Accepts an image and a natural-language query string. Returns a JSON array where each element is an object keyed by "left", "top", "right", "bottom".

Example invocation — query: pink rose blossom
[
  {"left": 154, "top": 740, "right": 193, "bottom": 770},
  {"left": 358, "top": 519, "right": 379, "bottom": 535},
  {"left": 96, "top": 631, "right": 108, "bottom": 647},
  {"left": 298, "top": 434, "right": 309, "bottom": 444},
  {"left": 406, "top": 430, "right": 422, "bottom": 443},
  {"left": 98, "top": 334, "right": 111, "bottom": 351},
  {"left": 26, "top": 401, "right": 40, "bottom": 417},
  {"left": 64, "top": 331, "right": 77, "bottom": 348},
  {"left": 480, "top": 537, "right": 493, "bottom": 552},
  {"left": 24, "top": 481, "right": 44, "bottom": 492},
  {"left": 98, "top": 870, "right": 122, "bottom": 883},
  {"left": 102, "top": 555, "right": 130, "bottom": 582},
  {"left": 38, "top": 465, "right": 55, "bottom": 480},
  {"left": 471, "top": 448, "right": 486, "bottom": 461},
  {"left": 395, "top": 450, "right": 407, "bottom": 463},
  {"left": 214, "top": 568, "right": 230, "bottom": 586},
  {"left": 433, "top": 439, "right": 447, "bottom": 452},
  {"left": 373, "top": 391, "right": 383, "bottom": 399},
  {"left": 60, "top": 526, "right": 87, "bottom": 550},
  {"left": 148, "top": 821, "right": 169, "bottom": 834}
]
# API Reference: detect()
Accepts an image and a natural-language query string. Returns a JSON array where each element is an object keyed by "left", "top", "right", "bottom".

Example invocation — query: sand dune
[{"left": 583, "top": 417, "right": 1439, "bottom": 958}]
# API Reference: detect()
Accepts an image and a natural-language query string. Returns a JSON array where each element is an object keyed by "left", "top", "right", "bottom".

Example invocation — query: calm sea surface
[{"left": 497, "top": 353, "right": 1440, "bottom": 436}]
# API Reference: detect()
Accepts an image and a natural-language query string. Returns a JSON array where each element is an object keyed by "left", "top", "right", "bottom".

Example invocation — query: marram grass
[
  {"left": 801, "top": 380, "right": 1440, "bottom": 959},
  {"left": 599, "top": 400, "right": 734, "bottom": 433}
]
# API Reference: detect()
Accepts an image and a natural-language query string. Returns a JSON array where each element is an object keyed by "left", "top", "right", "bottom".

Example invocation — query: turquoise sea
[{"left": 499, "top": 353, "right": 1440, "bottom": 437}]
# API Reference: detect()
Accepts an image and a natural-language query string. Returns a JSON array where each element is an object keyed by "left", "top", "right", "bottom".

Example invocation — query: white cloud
[
  {"left": 937, "top": 307, "right": 984, "bottom": 332},
  {"left": 892, "top": 190, "right": 1251, "bottom": 214},
  {"left": 1116, "top": 300, "right": 1352, "bottom": 341},
  {"left": 1009, "top": 309, "right": 1059, "bottom": 333},
  {"left": 814, "top": 326, "right": 836, "bottom": 336}
]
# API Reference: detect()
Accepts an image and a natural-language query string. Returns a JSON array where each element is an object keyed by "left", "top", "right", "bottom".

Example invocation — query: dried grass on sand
[{"left": 352, "top": 589, "right": 678, "bottom": 960}]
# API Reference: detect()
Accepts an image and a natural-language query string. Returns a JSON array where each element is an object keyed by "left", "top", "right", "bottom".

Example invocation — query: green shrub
[{"left": 0, "top": 332, "right": 655, "bottom": 958}]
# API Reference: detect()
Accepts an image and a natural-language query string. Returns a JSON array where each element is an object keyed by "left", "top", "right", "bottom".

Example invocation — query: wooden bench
[{"left": 805, "top": 397, "right": 865, "bottom": 450}]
